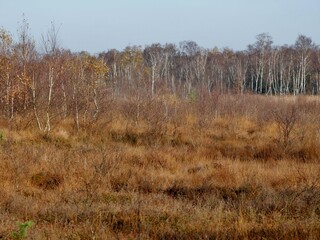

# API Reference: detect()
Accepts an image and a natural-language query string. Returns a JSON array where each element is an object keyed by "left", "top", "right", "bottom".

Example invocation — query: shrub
[{"left": 12, "top": 221, "right": 34, "bottom": 240}]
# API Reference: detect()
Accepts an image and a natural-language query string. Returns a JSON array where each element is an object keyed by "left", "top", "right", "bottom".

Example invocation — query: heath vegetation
[
  {"left": 0, "top": 20, "right": 320, "bottom": 239},
  {"left": 0, "top": 94, "right": 320, "bottom": 239}
]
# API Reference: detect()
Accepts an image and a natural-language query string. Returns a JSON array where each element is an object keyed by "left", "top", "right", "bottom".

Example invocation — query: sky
[{"left": 1, "top": 0, "right": 319, "bottom": 53}]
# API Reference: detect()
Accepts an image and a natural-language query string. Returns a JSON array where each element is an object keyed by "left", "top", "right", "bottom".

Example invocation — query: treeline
[
  {"left": 0, "top": 21, "right": 320, "bottom": 132},
  {"left": 101, "top": 33, "right": 320, "bottom": 96}
]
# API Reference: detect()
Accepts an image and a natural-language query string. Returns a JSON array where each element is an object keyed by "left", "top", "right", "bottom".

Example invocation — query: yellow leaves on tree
[
  {"left": 120, "top": 46, "right": 143, "bottom": 68},
  {"left": 0, "top": 29, "right": 13, "bottom": 54},
  {"left": 83, "top": 54, "right": 109, "bottom": 86},
  {"left": 0, "top": 28, "right": 32, "bottom": 111}
]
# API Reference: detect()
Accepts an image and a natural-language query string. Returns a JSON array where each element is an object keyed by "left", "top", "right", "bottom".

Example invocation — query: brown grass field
[{"left": 0, "top": 94, "right": 320, "bottom": 239}]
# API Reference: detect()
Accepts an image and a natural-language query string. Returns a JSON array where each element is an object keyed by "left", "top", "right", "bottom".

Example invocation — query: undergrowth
[{"left": 0, "top": 94, "right": 319, "bottom": 239}]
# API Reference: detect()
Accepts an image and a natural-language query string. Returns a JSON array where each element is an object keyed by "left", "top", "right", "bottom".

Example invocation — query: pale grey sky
[{"left": 1, "top": 0, "right": 319, "bottom": 53}]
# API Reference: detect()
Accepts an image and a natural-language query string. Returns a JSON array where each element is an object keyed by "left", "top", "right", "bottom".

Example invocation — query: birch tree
[
  {"left": 144, "top": 44, "right": 164, "bottom": 97},
  {"left": 0, "top": 29, "right": 13, "bottom": 118},
  {"left": 13, "top": 18, "right": 35, "bottom": 118},
  {"left": 294, "top": 35, "right": 315, "bottom": 94}
]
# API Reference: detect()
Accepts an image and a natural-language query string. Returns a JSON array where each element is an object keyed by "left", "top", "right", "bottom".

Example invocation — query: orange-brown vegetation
[{"left": 0, "top": 94, "right": 320, "bottom": 239}]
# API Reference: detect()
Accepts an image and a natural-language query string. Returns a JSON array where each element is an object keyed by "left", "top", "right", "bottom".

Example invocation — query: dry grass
[{"left": 0, "top": 94, "right": 320, "bottom": 239}]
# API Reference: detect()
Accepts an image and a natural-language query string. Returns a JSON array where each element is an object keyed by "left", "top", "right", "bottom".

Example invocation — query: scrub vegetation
[
  {"left": 0, "top": 19, "right": 320, "bottom": 239},
  {"left": 0, "top": 94, "right": 320, "bottom": 239}
]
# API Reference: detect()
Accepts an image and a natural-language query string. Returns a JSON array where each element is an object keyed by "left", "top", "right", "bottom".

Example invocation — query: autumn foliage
[{"left": 0, "top": 22, "right": 320, "bottom": 239}]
